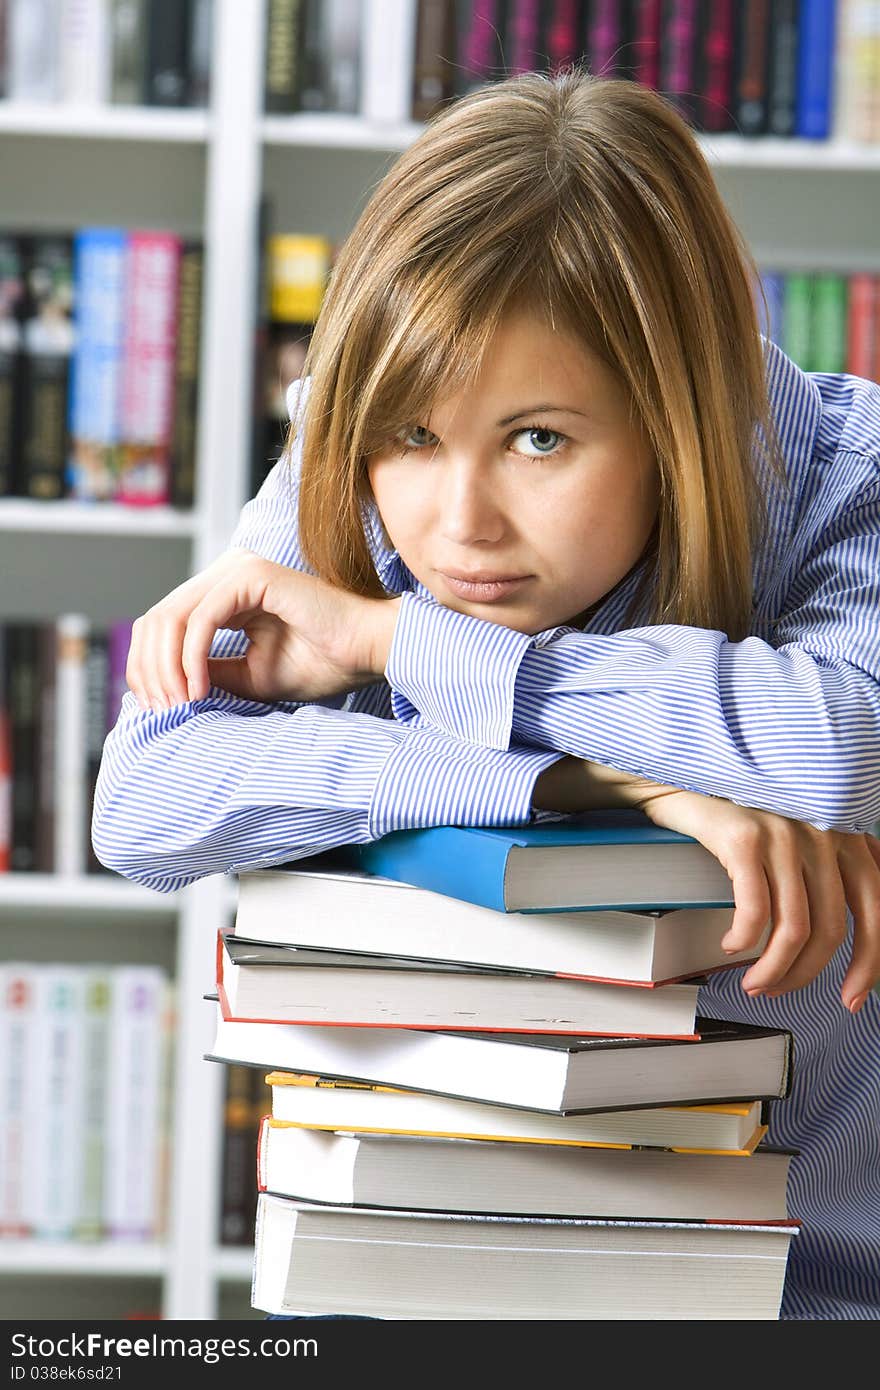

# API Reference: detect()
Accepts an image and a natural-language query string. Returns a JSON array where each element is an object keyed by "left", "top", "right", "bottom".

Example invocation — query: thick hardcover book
[
  {"left": 732, "top": 0, "right": 771, "bottom": 135},
  {"left": 216, "top": 929, "right": 703, "bottom": 1037},
  {"left": 252, "top": 1194, "right": 798, "bottom": 1319},
  {"left": 767, "top": 0, "right": 801, "bottom": 136},
  {"left": 67, "top": 227, "right": 127, "bottom": 501},
  {"left": 695, "top": 0, "right": 736, "bottom": 132},
  {"left": 232, "top": 859, "right": 762, "bottom": 986},
  {"left": 335, "top": 811, "right": 735, "bottom": 912},
  {"left": 795, "top": 0, "right": 836, "bottom": 137},
  {"left": 258, "top": 1119, "right": 795, "bottom": 1221},
  {"left": 264, "top": 0, "right": 302, "bottom": 113},
  {"left": 145, "top": 0, "right": 192, "bottom": 106},
  {"left": 206, "top": 1004, "right": 794, "bottom": 1115},
  {"left": 169, "top": 240, "right": 202, "bottom": 510},
  {"left": 16, "top": 235, "right": 74, "bottom": 501}
]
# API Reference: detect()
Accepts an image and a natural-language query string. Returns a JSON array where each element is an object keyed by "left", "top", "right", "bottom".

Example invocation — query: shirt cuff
[
  {"left": 369, "top": 731, "right": 562, "bottom": 838},
  {"left": 386, "top": 591, "right": 534, "bottom": 749}
]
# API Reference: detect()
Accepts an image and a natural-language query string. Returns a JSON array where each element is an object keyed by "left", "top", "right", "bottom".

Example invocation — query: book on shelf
[
  {"left": 333, "top": 811, "right": 736, "bottom": 913},
  {"left": 796, "top": 0, "right": 837, "bottom": 139},
  {"left": 217, "top": 1062, "right": 269, "bottom": 1247},
  {"left": 145, "top": 0, "right": 193, "bottom": 107},
  {"left": 257, "top": 1119, "right": 796, "bottom": 1222},
  {"left": 216, "top": 930, "right": 705, "bottom": 1038},
  {"left": 67, "top": 226, "right": 126, "bottom": 501},
  {"left": 0, "top": 235, "right": 26, "bottom": 498},
  {"left": 169, "top": 238, "right": 202, "bottom": 510},
  {"left": 767, "top": 0, "right": 800, "bottom": 137},
  {"left": 206, "top": 1006, "right": 793, "bottom": 1116},
  {"left": 232, "top": 857, "right": 764, "bottom": 985},
  {"left": 257, "top": 1067, "right": 772, "bottom": 1154},
  {"left": 110, "top": 0, "right": 148, "bottom": 105},
  {"left": 732, "top": 0, "right": 771, "bottom": 136},
  {"left": 16, "top": 234, "right": 74, "bottom": 502},
  {"left": 251, "top": 1193, "right": 799, "bottom": 1319}
]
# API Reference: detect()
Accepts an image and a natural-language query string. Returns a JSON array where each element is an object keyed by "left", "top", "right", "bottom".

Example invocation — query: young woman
[{"left": 93, "top": 70, "right": 880, "bottom": 1319}]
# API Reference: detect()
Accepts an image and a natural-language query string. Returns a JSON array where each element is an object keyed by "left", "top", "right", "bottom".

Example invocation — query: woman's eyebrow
[{"left": 496, "top": 404, "right": 589, "bottom": 426}]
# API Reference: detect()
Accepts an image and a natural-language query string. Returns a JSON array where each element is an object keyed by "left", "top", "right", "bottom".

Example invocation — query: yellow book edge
[{"left": 263, "top": 1115, "right": 770, "bottom": 1158}]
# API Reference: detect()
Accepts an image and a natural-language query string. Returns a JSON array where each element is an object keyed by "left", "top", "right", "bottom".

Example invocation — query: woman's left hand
[
  {"left": 631, "top": 786, "right": 880, "bottom": 1012},
  {"left": 174, "top": 551, "right": 401, "bottom": 705}
]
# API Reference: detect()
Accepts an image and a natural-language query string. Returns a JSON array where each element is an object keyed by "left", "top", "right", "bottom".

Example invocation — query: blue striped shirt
[{"left": 92, "top": 338, "right": 880, "bottom": 1319}]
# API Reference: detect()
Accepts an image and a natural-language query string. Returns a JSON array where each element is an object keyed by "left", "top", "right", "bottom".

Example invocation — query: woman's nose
[{"left": 439, "top": 459, "right": 507, "bottom": 545}]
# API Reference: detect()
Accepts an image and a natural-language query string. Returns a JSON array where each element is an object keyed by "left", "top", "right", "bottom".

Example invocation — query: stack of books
[{"left": 207, "top": 811, "right": 800, "bottom": 1320}]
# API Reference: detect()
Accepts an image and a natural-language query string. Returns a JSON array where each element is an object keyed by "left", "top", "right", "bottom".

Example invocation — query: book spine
[
  {"left": 846, "top": 271, "right": 878, "bottom": 377},
  {"left": 0, "top": 237, "right": 26, "bottom": 500},
  {"left": 73, "top": 969, "right": 112, "bottom": 1239},
  {"left": 187, "top": 0, "right": 213, "bottom": 107},
  {"left": 84, "top": 628, "right": 110, "bottom": 872},
  {"left": 264, "top": 0, "right": 302, "bottom": 113},
  {"left": 28, "top": 967, "right": 86, "bottom": 1239},
  {"left": 145, "top": 0, "right": 192, "bottom": 106},
  {"left": 782, "top": 271, "right": 815, "bottom": 369},
  {"left": 103, "top": 966, "right": 168, "bottom": 1240},
  {"left": 109, "top": 0, "right": 147, "bottom": 105},
  {"left": 453, "top": 0, "right": 504, "bottom": 94},
  {"left": 733, "top": 0, "right": 771, "bottom": 135},
  {"left": 116, "top": 230, "right": 181, "bottom": 505},
  {"left": 766, "top": 0, "right": 801, "bottom": 136},
  {"left": 7, "top": 0, "right": 60, "bottom": 101},
  {"left": 0, "top": 965, "right": 37, "bottom": 1235},
  {"left": 586, "top": 0, "right": 627, "bottom": 78},
  {"left": 54, "top": 613, "right": 89, "bottom": 877},
  {"left": 169, "top": 240, "right": 203, "bottom": 510},
  {"left": 17, "top": 234, "right": 75, "bottom": 502},
  {"left": 67, "top": 227, "right": 127, "bottom": 501},
  {"left": 544, "top": 0, "right": 583, "bottom": 73},
  {"left": 696, "top": 0, "right": 736, "bottom": 132},
  {"left": 795, "top": 0, "right": 837, "bottom": 136},
  {"left": 5, "top": 624, "right": 39, "bottom": 873},
  {"left": 659, "top": 0, "right": 700, "bottom": 123},
  {"left": 351, "top": 828, "right": 514, "bottom": 912},
  {"left": 810, "top": 271, "right": 848, "bottom": 371},
  {"left": 757, "top": 268, "right": 786, "bottom": 344},
  {"left": 507, "top": 0, "right": 543, "bottom": 75},
  {"left": 218, "top": 1063, "right": 259, "bottom": 1244},
  {"left": 0, "top": 629, "right": 11, "bottom": 873},
  {"left": 412, "top": 0, "right": 455, "bottom": 120},
  {"left": 34, "top": 622, "right": 58, "bottom": 874},
  {"left": 106, "top": 617, "right": 134, "bottom": 728},
  {"left": 325, "top": 0, "right": 361, "bottom": 113},
  {"left": 58, "top": 0, "right": 111, "bottom": 104},
  {"left": 296, "top": 0, "right": 329, "bottom": 112}
]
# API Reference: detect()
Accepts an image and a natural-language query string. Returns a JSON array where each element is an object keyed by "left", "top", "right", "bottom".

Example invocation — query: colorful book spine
[
  {"left": 455, "top": 0, "right": 504, "bottom": 94},
  {"left": 544, "top": 0, "right": 582, "bottom": 74},
  {"left": 170, "top": 241, "right": 203, "bottom": 510},
  {"left": 733, "top": 0, "right": 771, "bottom": 135},
  {"left": 0, "top": 236, "right": 26, "bottom": 499},
  {"left": 758, "top": 269, "right": 786, "bottom": 344},
  {"left": 67, "top": 227, "right": 127, "bottom": 501},
  {"left": 767, "top": 0, "right": 801, "bottom": 136},
  {"left": 0, "top": 965, "right": 37, "bottom": 1236},
  {"left": 116, "top": 230, "right": 182, "bottom": 505},
  {"left": 29, "top": 966, "right": 86, "bottom": 1239},
  {"left": 631, "top": 0, "right": 663, "bottom": 87},
  {"left": 507, "top": 0, "right": 543, "bottom": 75},
  {"left": 696, "top": 0, "right": 736, "bottom": 131},
  {"left": 795, "top": 0, "right": 837, "bottom": 137},
  {"left": 103, "top": 966, "right": 168, "bottom": 1240},
  {"left": 846, "top": 272, "right": 879, "bottom": 378},
  {"left": 660, "top": 0, "right": 700, "bottom": 123},
  {"left": 782, "top": 271, "right": 815, "bottom": 368},
  {"left": 73, "top": 969, "right": 112, "bottom": 1239},
  {"left": 810, "top": 271, "right": 849, "bottom": 372}
]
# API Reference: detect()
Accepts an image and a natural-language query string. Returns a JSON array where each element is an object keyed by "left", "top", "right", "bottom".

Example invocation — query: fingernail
[
  {"left": 745, "top": 987, "right": 765, "bottom": 997},
  {"left": 848, "top": 992, "right": 867, "bottom": 1015}
]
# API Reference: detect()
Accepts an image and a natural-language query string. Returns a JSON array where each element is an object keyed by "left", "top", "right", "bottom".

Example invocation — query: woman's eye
[
  {"left": 397, "top": 425, "right": 437, "bottom": 451},
  {"left": 512, "top": 427, "right": 565, "bottom": 457}
]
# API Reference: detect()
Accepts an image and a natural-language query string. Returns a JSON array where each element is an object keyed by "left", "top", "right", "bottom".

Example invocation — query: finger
[
  {"left": 125, "top": 617, "right": 146, "bottom": 707},
  {"left": 718, "top": 847, "right": 772, "bottom": 962},
  {"left": 182, "top": 583, "right": 260, "bottom": 702},
  {"left": 760, "top": 837, "right": 848, "bottom": 996},
  {"left": 740, "top": 836, "right": 812, "bottom": 993},
  {"left": 836, "top": 835, "right": 880, "bottom": 1011},
  {"left": 133, "top": 616, "right": 171, "bottom": 714},
  {"left": 206, "top": 656, "right": 260, "bottom": 702},
  {"left": 154, "top": 610, "right": 192, "bottom": 709}
]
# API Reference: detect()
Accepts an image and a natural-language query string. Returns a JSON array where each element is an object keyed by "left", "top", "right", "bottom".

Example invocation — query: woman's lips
[{"left": 439, "top": 572, "right": 531, "bottom": 602}]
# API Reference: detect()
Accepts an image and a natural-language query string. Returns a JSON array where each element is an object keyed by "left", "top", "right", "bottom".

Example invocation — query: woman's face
[{"left": 367, "top": 309, "right": 660, "bottom": 635}]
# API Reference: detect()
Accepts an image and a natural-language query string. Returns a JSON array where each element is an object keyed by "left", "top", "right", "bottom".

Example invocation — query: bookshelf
[{"left": 1, "top": 0, "right": 878, "bottom": 1321}]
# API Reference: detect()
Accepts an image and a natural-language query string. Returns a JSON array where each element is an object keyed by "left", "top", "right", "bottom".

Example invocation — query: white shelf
[
  {"left": 213, "top": 1246, "right": 256, "bottom": 1281},
  {"left": 0, "top": 102, "right": 210, "bottom": 143},
  {"left": 0, "top": 1240, "right": 167, "bottom": 1276},
  {"left": 0, "top": 874, "right": 181, "bottom": 914},
  {"left": 0, "top": 499, "right": 199, "bottom": 538},
  {"left": 262, "top": 112, "right": 427, "bottom": 150}
]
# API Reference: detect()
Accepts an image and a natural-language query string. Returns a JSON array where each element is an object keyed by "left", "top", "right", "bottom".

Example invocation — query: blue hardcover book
[
  {"left": 794, "top": 0, "right": 836, "bottom": 138},
  {"left": 340, "top": 810, "right": 736, "bottom": 914},
  {"left": 67, "top": 227, "right": 127, "bottom": 501}
]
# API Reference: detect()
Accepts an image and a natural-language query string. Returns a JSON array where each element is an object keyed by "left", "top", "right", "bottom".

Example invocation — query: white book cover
[
  {"left": 0, "top": 963, "right": 40, "bottom": 1235},
  {"left": 75, "top": 968, "right": 113, "bottom": 1239},
  {"left": 103, "top": 965, "right": 169, "bottom": 1240},
  {"left": 8, "top": 0, "right": 61, "bottom": 101},
  {"left": 360, "top": 0, "right": 418, "bottom": 123},
  {"left": 27, "top": 965, "right": 88, "bottom": 1238},
  {"left": 54, "top": 614, "right": 89, "bottom": 877},
  {"left": 58, "top": 0, "right": 112, "bottom": 104}
]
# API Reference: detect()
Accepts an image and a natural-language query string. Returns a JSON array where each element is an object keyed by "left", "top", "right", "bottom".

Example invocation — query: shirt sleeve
[{"left": 385, "top": 472, "right": 880, "bottom": 834}]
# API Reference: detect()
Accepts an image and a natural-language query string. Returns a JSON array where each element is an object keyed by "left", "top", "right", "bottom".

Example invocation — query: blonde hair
[{"left": 293, "top": 67, "right": 780, "bottom": 639}]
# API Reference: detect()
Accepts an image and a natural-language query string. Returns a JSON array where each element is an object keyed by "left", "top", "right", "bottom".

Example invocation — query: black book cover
[
  {"left": 16, "top": 234, "right": 75, "bottom": 501},
  {"left": 170, "top": 240, "right": 203, "bottom": 510},
  {"left": 0, "top": 235, "right": 26, "bottom": 498},
  {"left": 766, "top": 0, "right": 800, "bottom": 137},
  {"left": 146, "top": 0, "right": 193, "bottom": 106},
  {"left": 732, "top": 0, "right": 771, "bottom": 135},
  {"left": 5, "top": 623, "right": 40, "bottom": 872},
  {"left": 84, "top": 628, "right": 110, "bottom": 874},
  {"left": 264, "top": 0, "right": 302, "bottom": 113}
]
